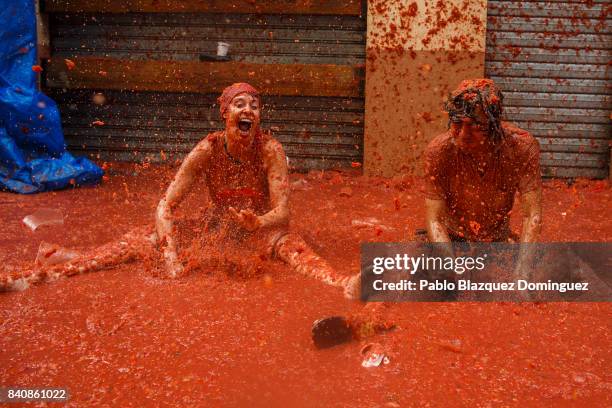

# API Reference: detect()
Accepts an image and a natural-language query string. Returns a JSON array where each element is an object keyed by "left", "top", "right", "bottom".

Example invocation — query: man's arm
[
  {"left": 422, "top": 135, "right": 452, "bottom": 245},
  {"left": 519, "top": 188, "right": 542, "bottom": 243},
  {"left": 229, "top": 139, "right": 289, "bottom": 231},
  {"left": 514, "top": 187, "right": 542, "bottom": 288},
  {"left": 514, "top": 135, "right": 542, "bottom": 291},
  {"left": 425, "top": 198, "right": 456, "bottom": 265},
  {"left": 156, "top": 139, "right": 211, "bottom": 277}
]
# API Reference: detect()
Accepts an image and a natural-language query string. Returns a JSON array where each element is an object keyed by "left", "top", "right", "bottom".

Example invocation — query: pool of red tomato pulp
[{"left": 0, "top": 163, "right": 610, "bottom": 407}]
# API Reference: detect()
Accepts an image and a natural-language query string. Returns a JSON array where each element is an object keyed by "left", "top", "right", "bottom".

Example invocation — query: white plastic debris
[
  {"left": 35, "top": 241, "right": 78, "bottom": 267},
  {"left": 361, "top": 352, "right": 390, "bottom": 368},
  {"left": 217, "top": 41, "right": 230, "bottom": 57},
  {"left": 361, "top": 343, "right": 391, "bottom": 368},
  {"left": 23, "top": 208, "right": 64, "bottom": 231}
]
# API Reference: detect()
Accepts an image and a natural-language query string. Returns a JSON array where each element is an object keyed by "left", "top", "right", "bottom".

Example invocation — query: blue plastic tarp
[{"left": 0, "top": 0, "right": 103, "bottom": 193}]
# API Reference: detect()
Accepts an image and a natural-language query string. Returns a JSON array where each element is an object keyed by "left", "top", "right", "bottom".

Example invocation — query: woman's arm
[
  {"left": 260, "top": 139, "right": 290, "bottom": 228},
  {"left": 156, "top": 139, "right": 211, "bottom": 276}
]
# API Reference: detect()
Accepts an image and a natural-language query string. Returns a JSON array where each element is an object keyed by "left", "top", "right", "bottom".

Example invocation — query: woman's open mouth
[{"left": 238, "top": 119, "right": 252, "bottom": 133}]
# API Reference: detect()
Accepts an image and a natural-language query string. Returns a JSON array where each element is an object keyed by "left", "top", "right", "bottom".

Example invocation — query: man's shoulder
[
  {"left": 425, "top": 131, "right": 455, "bottom": 157},
  {"left": 423, "top": 131, "right": 454, "bottom": 176},
  {"left": 501, "top": 122, "right": 540, "bottom": 155}
]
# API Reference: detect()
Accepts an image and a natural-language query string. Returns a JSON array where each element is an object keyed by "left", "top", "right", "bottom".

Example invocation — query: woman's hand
[{"left": 229, "top": 207, "right": 262, "bottom": 232}]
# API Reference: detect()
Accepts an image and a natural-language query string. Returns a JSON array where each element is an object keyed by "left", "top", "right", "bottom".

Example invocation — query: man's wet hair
[{"left": 444, "top": 79, "right": 505, "bottom": 142}]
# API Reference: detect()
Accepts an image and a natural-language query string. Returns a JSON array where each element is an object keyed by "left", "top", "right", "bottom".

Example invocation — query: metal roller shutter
[
  {"left": 485, "top": 0, "right": 611, "bottom": 179},
  {"left": 46, "top": 89, "right": 364, "bottom": 169},
  {"left": 44, "top": 10, "right": 366, "bottom": 170}
]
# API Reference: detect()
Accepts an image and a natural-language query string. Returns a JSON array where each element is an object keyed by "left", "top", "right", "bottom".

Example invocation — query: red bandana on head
[{"left": 218, "top": 83, "right": 260, "bottom": 117}]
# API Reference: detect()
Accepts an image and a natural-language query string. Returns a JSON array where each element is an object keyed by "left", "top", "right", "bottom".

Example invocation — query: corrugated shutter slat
[{"left": 485, "top": 0, "right": 611, "bottom": 179}]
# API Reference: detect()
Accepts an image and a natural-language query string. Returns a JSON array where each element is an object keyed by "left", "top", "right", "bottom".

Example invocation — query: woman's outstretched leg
[
  {"left": 1, "top": 226, "right": 155, "bottom": 291},
  {"left": 272, "top": 232, "right": 360, "bottom": 299},
  {"left": 271, "top": 233, "right": 394, "bottom": 347}
]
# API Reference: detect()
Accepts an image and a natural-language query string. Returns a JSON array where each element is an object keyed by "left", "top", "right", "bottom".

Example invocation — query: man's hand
[
  {"left": 163, "top": 246, "right": 184, "bottom": 278},
  {"left": 513, "top": 261, "right": 527, "bottom": 295},
  {"left": 229, "top": 207, "right": 262, "bottom": 232},
  {"left": 425, "top": 199, "right": 452, "bottom": 244}
]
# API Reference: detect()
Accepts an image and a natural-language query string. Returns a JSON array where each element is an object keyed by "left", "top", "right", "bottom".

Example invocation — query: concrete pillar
[{"left": 364, "top": 0, "right": 488, "bottom": 176}]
